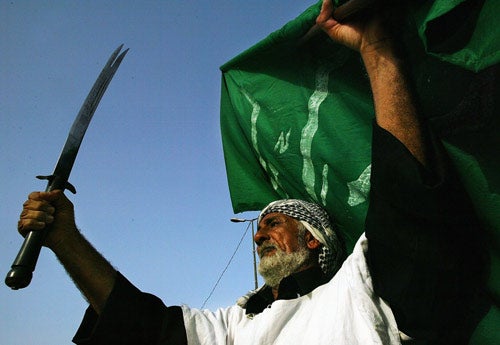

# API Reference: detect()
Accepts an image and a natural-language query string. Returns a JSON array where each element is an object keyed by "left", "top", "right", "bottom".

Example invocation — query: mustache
[{"left": 257, "top": 241, "right": 278, "bottom": 258}]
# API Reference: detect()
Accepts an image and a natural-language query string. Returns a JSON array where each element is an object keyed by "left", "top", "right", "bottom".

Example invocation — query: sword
[{"left": 5, "top": 44, "right": 129, "bottom": 290}]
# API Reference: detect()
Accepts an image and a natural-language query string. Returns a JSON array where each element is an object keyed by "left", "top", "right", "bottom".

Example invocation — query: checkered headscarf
[{"left": 258, "top": 199, "right": 344, "bottom": 278}]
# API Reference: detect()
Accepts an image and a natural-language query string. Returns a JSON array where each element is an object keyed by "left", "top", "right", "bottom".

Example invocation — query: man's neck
[{"left": 271, "top": 263, "right": 319, "bottom": 299}]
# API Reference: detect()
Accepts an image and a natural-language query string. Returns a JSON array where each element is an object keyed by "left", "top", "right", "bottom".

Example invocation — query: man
[{"left": 17, "top": 0, "right": 488, "bottom": 344}]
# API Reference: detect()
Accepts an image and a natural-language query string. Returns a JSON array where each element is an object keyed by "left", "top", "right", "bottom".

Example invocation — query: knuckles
[{"left": 17, "top": 190, "right": 73, "bottom": 239}]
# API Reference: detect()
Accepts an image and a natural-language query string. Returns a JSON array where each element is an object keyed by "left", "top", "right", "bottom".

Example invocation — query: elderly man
[{"left": 17, "top": 0, "right": 487, "bottom": 344}]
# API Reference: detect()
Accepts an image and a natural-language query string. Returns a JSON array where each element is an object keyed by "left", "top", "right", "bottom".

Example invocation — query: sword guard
[{"left": 36, "top": 175, "right": 77, "bottom": 194}]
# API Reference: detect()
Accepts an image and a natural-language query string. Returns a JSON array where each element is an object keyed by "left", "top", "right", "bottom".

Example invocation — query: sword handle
[
  {"left": 5, "top": 230, "right": 45, "bottom": 289},
  {"left": 5, "top": 176, "right": 69, "bottom": 289}
]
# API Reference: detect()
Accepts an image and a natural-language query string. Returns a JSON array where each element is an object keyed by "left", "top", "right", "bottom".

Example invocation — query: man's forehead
[
  {"left": 261, "top": 212, "right": 290, "bottom": 220},
  {"left": 258, "top": 213, "right": 295, "bottom": 226}
]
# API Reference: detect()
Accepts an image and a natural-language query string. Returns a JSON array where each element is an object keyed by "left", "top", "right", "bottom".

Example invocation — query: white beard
[{"left": 257, "top": 243, "right": 311, "bottom": 288}]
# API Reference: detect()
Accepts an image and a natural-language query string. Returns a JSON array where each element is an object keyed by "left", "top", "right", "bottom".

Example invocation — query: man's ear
[{"left": 305, "top": 231, "right": 321, "bottom": 250}]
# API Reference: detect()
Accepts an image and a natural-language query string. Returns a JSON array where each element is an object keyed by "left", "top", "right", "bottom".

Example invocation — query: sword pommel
[{"left": 5, "top": 230, "right": 44, "bottom": 289}]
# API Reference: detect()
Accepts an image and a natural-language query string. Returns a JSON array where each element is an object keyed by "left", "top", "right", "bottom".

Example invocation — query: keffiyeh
[{"left": 258, "top": 199, "right": 344, "bottom": 278}]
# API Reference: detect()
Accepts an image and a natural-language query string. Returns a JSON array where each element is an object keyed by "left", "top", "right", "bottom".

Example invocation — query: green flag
[{"left": 220, "top": 1, "right": 499, "bottom": 343}]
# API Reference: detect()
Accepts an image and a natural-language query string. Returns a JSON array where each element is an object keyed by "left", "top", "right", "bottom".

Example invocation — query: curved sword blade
[{"left": 50, "top": 44, "right": 129, "bottom": 189}]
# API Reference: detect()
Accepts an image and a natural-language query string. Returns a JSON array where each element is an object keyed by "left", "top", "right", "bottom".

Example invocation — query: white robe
[{"left": 182, "top": 234, "right": 401, "bottom": 345}]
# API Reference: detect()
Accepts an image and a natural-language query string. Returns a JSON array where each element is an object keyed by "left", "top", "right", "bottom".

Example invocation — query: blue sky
[{"left": 0, "top": 1, "right": 314, "bottom": 344}]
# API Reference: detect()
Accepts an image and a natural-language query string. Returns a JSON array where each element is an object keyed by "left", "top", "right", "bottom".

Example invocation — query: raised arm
[
  {"left": 18, "top": 190, "right": 116, "bottom": 314},
  {"left": 316, "top": 1, "right": 489, "bottom": 341},
  {"left": 316, "top": 0, "right": 429, "bottom": 167}
]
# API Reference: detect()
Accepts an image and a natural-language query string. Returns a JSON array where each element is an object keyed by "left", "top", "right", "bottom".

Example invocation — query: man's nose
[{"left": 254, "top": 228, "right": 269, "bottom": 247}]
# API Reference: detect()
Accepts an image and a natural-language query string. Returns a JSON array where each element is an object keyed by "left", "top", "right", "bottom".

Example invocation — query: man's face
[
  {"left": 255, "top": 213, "right": 311, "bottom": 287},
  {"left": 255, "top": 213, "right": 302, "bottom": 258}
]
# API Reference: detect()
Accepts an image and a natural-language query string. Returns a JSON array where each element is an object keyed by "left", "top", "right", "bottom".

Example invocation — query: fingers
[
  {"left": 28, "top": 190, "right": 64, "bottom": 203},
  {"left": 316, "top": 0, "right": 336, "bottom": 29},
  {"left": 18, "top": 191, "right": 59, "bottom": 235},
  {"left": 18, "top": 209, "right": 54, "bottom": 233},
  {"left": 316, "top": 0, "right": 365, "bottom": 52}
]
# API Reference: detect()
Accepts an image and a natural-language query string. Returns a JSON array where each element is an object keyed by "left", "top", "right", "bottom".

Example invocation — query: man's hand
[
  {"left": 18, "top": 190, "right": 78, "bottom": 251},
  {"left": 317, "top": 0, "right": 430, "bottom": 167},
  {"left": 316, "top": 0, "right": 396, "bottom": 58}
]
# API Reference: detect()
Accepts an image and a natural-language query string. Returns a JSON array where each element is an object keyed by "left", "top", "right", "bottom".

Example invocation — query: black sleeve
[
  {"left": 365, "top": 123, "right": 489, "bottom": 344},
  {"left": 72, "top": 272, "right": 187, "bottom": 345}
]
